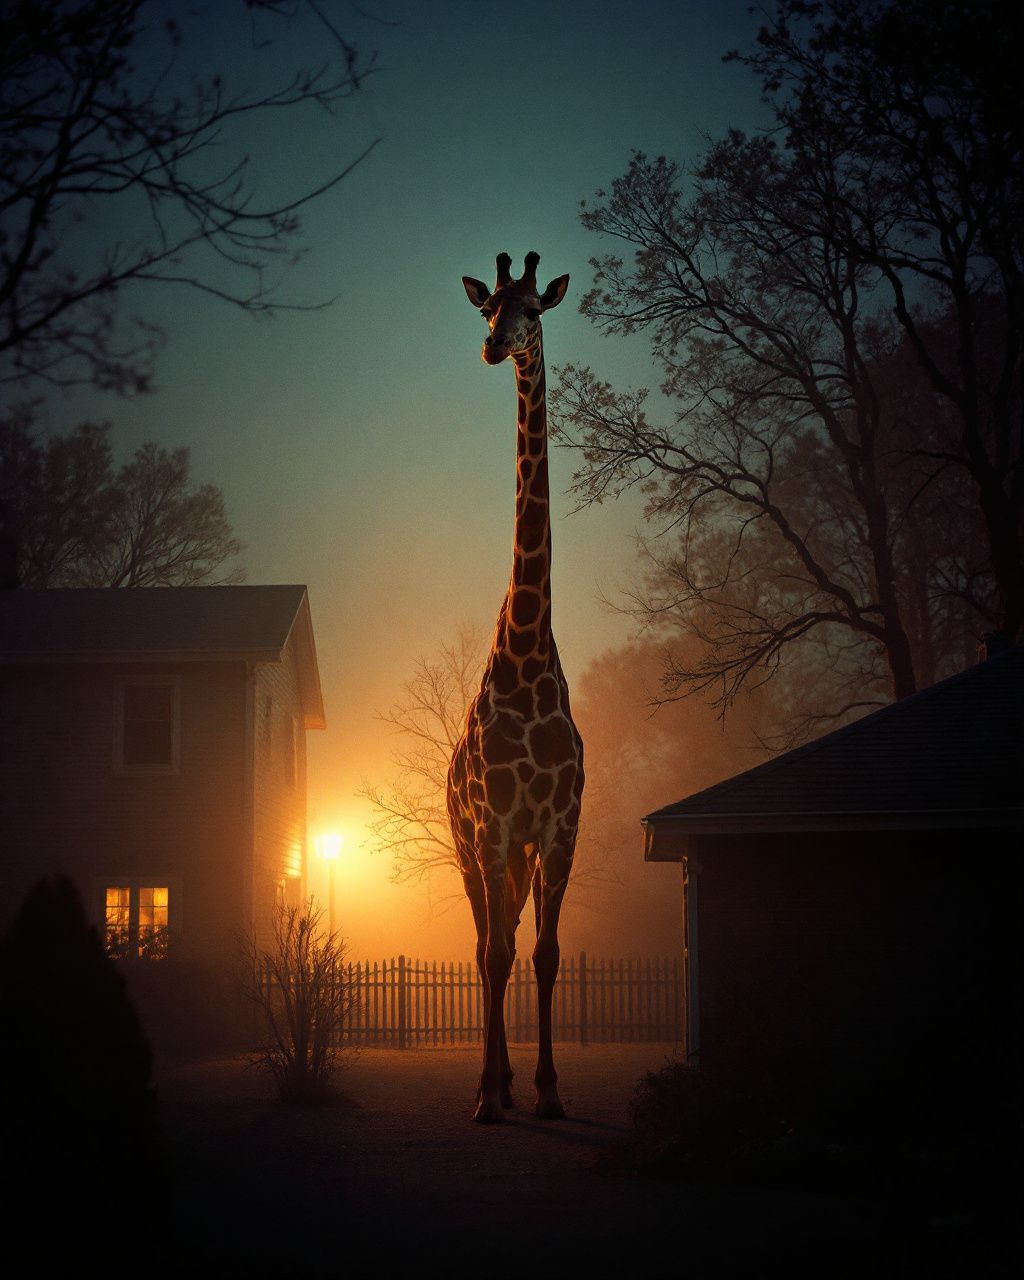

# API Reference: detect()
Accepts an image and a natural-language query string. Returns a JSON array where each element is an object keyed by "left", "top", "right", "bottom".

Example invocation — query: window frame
[
  {"left": 113, "top": 675, "right": 182, "bottom": 775},
  {"left": 97, "top": 878, "right": 180, "bottom": 960}
]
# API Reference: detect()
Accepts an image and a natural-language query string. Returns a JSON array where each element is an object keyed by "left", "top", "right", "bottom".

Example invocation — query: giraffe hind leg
[
  {"left": 461, "top": 866, "right": 513, "bottom": 1108},
  {"left": 533, "top": 841, "right": 573, "bottom": 1119}
]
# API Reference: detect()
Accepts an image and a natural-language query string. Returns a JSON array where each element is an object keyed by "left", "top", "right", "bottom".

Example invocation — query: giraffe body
[{"left": 447, "top": 252, "right": 584, "bottom": 1122}]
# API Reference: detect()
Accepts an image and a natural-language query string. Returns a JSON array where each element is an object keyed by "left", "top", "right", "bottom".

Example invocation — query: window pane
[
  {"left": 124, "top": 685, "right": 173, "bottom": 720},
  {"left": 138, "top": 886, "right": 169, "bottom": 926},
  {"left": 123, "top": 719, "right": 173, "bottom": 766},
  {"left": 138, "top": 886, "right": 169, "bottom": 959},
  {"left": 106, "top": 886, "right": 130, "bottom": 910},
  {"left": 105, "top": 886, "right": 131, "bottom": 959}
]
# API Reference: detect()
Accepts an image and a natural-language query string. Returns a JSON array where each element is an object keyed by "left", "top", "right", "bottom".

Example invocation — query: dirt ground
[{"left": 155, "top": 1043, "right": 1015, "bottom": 1277}]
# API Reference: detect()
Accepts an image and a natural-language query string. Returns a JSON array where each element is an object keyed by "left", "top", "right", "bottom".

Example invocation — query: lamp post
[{"left": 315, "top": 832, "right": 343, "bottom": 936}]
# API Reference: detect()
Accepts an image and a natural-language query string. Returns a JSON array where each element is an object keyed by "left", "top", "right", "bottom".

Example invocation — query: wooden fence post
[
  {"left": 398, "top": 954, "right": 407, "bottom": 1049},
  {"left": 579, "top": 950, "right": 588, "bottom": 1047}
]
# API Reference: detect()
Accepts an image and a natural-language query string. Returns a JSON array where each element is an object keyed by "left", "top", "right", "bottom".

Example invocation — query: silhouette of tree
[
  {"left": 0, "top": 407, "right": 242, "bottom": 585},
  {"left": 360, "top": 626, "right": 485, "bottom": 883},
  {"left": 553, "top": 0, "right": 1019, "bottom": 728},
  {"left": 0, "top": 0, "right": 380, "bottom": 394},
  {"left": 0, "top": 875, "right": 161, "bottom": 1206},
  {"left": 736, "top": 0, "right": 1023, "bottom": 639}
]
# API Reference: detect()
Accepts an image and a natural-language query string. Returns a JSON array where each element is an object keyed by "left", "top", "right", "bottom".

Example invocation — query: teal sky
[{"left": 52, "top": 0, "right": 769, "bottom": 952}]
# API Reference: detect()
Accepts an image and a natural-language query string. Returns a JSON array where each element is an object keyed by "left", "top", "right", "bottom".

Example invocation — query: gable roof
[
  {"left": 0, "top": 586, "right": 326, "bottom": 729},
  {"left": 644, "top": 644, "right": 1024, "bottom": 859}
]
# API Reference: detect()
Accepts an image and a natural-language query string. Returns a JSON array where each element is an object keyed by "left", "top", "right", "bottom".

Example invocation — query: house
[
  {"left": 0, "top": 586, "right": 325, "bottom": 987},
  {"left": 643, "top": 640, "right": 1023, "bottom": 1103}
]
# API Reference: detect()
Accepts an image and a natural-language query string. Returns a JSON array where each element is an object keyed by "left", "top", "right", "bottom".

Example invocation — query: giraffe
[{"left": 447, "top": 251, "right": 585, "bottom": 1123}]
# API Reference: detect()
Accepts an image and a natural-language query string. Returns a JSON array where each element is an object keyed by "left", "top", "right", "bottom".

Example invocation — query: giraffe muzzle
[{"left": 482, "top": 335, "right": 511, "bottom": 364}]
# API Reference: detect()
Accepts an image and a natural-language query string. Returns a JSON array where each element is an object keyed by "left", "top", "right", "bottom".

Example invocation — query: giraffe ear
[
  {"left": 539, "top": 274, "right": 570, "bottom": 311},
  {"left": 462, "top": 277, "right": 491, "bottom": 308}
]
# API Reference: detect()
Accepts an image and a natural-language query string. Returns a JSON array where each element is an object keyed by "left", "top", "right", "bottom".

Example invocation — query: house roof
[
  {"left": 0, "top": 586, "right": 326, "bottom": 729},
  {"left": 643, "top": 643, "right": 1024, "bottom": 859}
]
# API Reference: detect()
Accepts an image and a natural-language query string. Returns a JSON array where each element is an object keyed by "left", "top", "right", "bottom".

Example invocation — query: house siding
[
  {"left": 691, "top": 830, "right": 1020, "bottom": 1091},
  {"left": 0, "top": 661, "right": 247, "bottom": 967},
  {"left": 251, "top": 632, "right": 308, "bottom": 949}
]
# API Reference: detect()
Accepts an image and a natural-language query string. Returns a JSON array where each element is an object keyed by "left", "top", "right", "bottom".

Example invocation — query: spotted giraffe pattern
[{"left": 447, "top": 252, "right": 584, "bottom": 1123}]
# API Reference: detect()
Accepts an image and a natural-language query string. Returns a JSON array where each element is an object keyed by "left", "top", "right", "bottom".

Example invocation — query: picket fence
[{"left": 267, "top": 953, "right": 683, "bottom": 1047}]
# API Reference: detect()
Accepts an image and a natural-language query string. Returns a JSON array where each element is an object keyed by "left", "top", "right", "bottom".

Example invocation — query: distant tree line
[
  {"left": 551, "top": 0, "right": 1022, "bottom": 738},
  {"left": 0, "top": 408, "right": 241, "bottom": 587}
]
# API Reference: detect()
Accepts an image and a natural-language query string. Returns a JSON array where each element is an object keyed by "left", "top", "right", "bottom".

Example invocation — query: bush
[
  {"left": 242, "top": 899, "right": 357, "bottom": 1105},
  {"left": 0, "top": 875, "right": 163, "bottom": 1201},
  {"left": 612, "top": 1042, "right": 1022, "bottom": 1187},
  {"left": 614, "top": 1059, "right": 787, "bottom": 1178}
]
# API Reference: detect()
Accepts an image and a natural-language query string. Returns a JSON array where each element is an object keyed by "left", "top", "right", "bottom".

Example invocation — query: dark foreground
[{"left": 155, "top": 1044, "right": 1018, "bottom": 1277}]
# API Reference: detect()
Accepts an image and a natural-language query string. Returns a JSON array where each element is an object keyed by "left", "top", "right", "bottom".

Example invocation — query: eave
[{"left": 642, "top": 807, "right": 1024, "bottom": 861}]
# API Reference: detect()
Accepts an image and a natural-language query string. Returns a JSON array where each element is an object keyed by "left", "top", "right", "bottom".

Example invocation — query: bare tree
[
  {"left": 552, "top": 0, "right": 1018, "bottom": 728},
  {"left": 1, "top": 408, "right": 242, "bottom": 586},
  {"left": 360, "top": 626, "right": 485, "bottom": 883},
  {"left": 551, "top": 155, "right": 924, "bottom": 716},
  {"left": 734, "top": 0, "right": 1023, "bottom": 639},
  {"left": 0, "top": 0, "right": 380, "bottom": 395}
]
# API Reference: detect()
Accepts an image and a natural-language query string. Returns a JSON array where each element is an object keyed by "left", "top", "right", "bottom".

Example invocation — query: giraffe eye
[
  {"left": 480, "top": 309, "right": 493, "bottom": 321},
  {"left": 524, "top": 308, "right": 540, "bottom": 320}
]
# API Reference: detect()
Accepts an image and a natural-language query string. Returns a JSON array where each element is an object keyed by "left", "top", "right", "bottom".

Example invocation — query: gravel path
[{"left": 156, "top": 1043, "right": 1003, "bottom": 1276}]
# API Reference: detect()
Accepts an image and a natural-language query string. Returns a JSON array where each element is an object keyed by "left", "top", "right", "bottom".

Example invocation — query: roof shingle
[
  {"left": 0, "top": 586, "right": 308, "bottom": 658},
  {"left": 0, "top": 586, "right": 326, "bottom": 728},
  {"left": 644, "top": 644, "right": 1024, "bottom": 839}
]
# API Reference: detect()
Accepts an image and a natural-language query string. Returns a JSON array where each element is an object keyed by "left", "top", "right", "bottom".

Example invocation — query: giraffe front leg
[
  {"left": 475, "top": 870, "right": 512, "bottom": 1123},
  {"left": 463, "top": 870, "right": 495, "bottom": 1108},
  {"left": 498, "top": 929, "right": 516, "bottom": 1108},
  {"left": 533, "top": 844, "right": 572, "bottom": 1119}
]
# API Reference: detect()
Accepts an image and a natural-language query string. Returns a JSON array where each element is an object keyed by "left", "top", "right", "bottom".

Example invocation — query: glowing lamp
[
  {"left": 316, "top": 831, "right": 344, "bottom": 861},
  {"left": 315, "top": 831, "right": 344, "bottom": 934}
]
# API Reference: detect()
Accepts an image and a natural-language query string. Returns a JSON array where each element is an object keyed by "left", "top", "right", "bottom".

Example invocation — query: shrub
[
  {"left": 0, "top": 875, "right": 163, "bottom": 1200},
  {"left": 242, "top": 899, "right": 356, "bottom": 1104},
  {"left": 617, "top": 1058, "right": 787, "bottom": 1177}
]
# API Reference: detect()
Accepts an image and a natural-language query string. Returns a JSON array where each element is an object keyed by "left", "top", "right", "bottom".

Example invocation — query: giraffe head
[{"left": 462, "top": 252, "right": 569, "bottom": 365}]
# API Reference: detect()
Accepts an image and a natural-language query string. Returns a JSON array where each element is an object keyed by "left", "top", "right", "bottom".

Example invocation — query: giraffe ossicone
[{"left": 447, "top": 251, "right": 584, "bottom": 1123}]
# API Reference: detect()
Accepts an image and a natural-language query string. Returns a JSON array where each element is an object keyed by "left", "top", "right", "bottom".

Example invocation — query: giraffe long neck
[{"left": 497, "top": 336, "right": 552, "bottom": 663}]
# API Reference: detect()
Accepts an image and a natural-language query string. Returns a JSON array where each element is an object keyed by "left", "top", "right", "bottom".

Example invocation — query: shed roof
[
  {"left": 644, "top": 644, "right": 1024, "bottom": 859},
  {"left": 0, "top": 586, "right": 326, "bottom": 729}
]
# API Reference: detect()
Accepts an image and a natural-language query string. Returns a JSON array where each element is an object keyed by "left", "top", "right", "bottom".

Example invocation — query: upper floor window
[{"left": 114, "top": 677, "right": 180, "bottom": 773}]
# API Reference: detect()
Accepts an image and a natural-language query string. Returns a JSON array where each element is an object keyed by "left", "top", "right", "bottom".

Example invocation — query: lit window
[
  {"left": 138, "top": 886, "right": 169, "bottom": 959},
  {"left": 103, "top": 884, "right": 170, "bottom": 959},
  {"left": 115, "top": 679, "right": 179, "bottom": 772},
  {"left": 105, "top": 886, "right": 131, "bottom": 959}
]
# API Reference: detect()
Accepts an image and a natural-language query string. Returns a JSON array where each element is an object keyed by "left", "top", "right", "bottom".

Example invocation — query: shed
[{"left": 643, "top": 642, "right": 1023, "bottom": 1101}]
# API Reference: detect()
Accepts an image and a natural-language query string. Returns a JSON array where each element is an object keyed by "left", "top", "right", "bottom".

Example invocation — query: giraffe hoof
[
  {"left": 535, "top": 1093, "right": 565, "bottom": 1120},
  {"left": 474, "top": 1095, "right": 505, "bottom": 1124}
]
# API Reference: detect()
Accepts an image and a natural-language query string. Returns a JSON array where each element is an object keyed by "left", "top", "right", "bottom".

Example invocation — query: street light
[{"left": 315, "top": 831, "right": 344, "bottom": 936}]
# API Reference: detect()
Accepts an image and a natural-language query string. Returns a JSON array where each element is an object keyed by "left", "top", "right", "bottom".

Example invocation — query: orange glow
[
  {"left": 315, "top": 831, "right": 344, "bottom": 861},
  {"left": 286, "top": 841, "right": 302, "bottom": 878}
]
